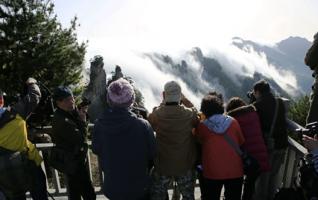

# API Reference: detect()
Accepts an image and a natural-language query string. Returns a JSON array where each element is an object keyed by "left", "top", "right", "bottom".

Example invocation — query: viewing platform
[{"left": 22, "top": 119, "right": 307, "bottom": 200}]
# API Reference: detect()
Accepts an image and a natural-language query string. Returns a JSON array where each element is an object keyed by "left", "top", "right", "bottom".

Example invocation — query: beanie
[
  {"left": 53, "top": 86, "right": 73, "bottom": 101},
  {"left": 107, "top": 78, "right": 135, "bottom": 108},
  {"left": 164, "top": 81, "right": 181, "bottom": 103}
]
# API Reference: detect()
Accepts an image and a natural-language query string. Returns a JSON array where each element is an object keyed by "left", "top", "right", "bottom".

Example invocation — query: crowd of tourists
[{"left": 0, "top": 31, "right": 317, "bottom": 200}]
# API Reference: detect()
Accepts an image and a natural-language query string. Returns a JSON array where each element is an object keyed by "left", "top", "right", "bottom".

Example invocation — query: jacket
[
  {"left": 148, "top": 104, "right": 198, "bottom": 176},
  {"left": 196, "top": 115, "right": 245, "bottom": 180},
  {"left": 305, "top": 34, "right": 318, "bottom": 70},
  {"left": 253, "top": 93, "right": 288, "bottom": 150},
  {"left": 92, "top": 107, "right": 156, "bottom": 199},
  {"left": 0, "top": 83, "right": 42, "bottom": 166},
  {"left": 51, "top": 108, "right": 88, "bottom": 157},
  {"left": 227, "top": 105, "right": 270, "bottom": 172}
]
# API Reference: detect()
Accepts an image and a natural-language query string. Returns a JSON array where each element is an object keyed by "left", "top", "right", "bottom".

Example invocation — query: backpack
[
  {"left": 0, "top": 109, "right": 34, "bottom": 198},
  {"left": 0, "top": 147, "right": 34, "bottom": 198}
]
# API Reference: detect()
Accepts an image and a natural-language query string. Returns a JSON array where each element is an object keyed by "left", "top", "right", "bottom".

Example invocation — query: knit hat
[
  {"left": 164, "top": 81, "right": 181, "bottom": 103},
  {"left": 107, "top": 78, "right": 135, "bottom": 108},
  {"left": 53, "top": 86, "right": 73, "bottom": 101}
]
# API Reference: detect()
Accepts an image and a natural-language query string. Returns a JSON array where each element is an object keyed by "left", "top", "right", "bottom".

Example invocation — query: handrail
[
  {"left": 35, "top": 145, "right": 103, "bottom": 197},
  {"left": 32, "top": 119, "right": 309, "bottom": 198},
  {"left": 279, "top": 119, "right": 308, "bottom": 188}
]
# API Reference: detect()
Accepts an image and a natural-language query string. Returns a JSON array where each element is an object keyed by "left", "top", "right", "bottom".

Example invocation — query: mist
[{"left": 85, "top": 38, "right": 300, "bottom": 111}]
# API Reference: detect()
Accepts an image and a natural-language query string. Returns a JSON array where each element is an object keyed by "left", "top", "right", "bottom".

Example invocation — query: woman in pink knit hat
[{"left": 92, "top": 78, "right": 156, "bottom": 200}]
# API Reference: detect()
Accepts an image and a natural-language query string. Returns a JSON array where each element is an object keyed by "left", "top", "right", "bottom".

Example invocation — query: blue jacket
[{"left": 92, "top": 107, "right": 156, "bottom": 199}]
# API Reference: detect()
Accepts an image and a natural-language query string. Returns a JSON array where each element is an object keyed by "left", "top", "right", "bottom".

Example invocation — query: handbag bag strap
[
  {"left": 223, "top": 133, "right": 243, "bottom": 156},
  {"left": 269, "top": 98, "right": 280, "bottom": 138}
]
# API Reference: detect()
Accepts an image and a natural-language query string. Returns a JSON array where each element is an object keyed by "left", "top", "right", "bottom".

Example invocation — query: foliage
[
  {"left": 288, "top": 95, "right": 310, "bottom": 127},
  {"left": 0, "top": 0, "right": 87, "bottom": 98}
]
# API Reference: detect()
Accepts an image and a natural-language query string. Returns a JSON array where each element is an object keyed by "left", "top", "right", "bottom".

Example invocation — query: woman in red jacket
[
  {"left": 226, "top": 97, "right": 270, "bottom": 200},
  {"left": 196, "top": 95, "right": 244, "bottom": 200}
]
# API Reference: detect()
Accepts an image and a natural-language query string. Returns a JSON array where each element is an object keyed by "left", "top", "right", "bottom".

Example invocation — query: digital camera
[
  {"left": 296, "top": 121, "right": 318, "bottom": 139},
  {"left": 246, "top": 91, "right": 256, "bottom": 103}
]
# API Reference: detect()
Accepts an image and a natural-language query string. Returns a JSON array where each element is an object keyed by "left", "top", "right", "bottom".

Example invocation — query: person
[
  {"left": 92, "top": 78, "right": 156, "bottom": 200},
  {"left": 0, "top": 78, "right": 48, "bottom": 200},
  {"left": 226, "top": 97, "right": 270, "bottom": 200},
  {"left": 0, "top": 90, "right": 4, "bottom": 108},
  {"left": 195, "top": 95, "right": 244, "bottom": 200},
  {"left": 303, "top": 135, "right": 318, "bottom": 174},
  {"left": 250, "top": 80, "right": 288, "bottom": 200},
  {"left": 51, "top": 86, "right": 96, "bottom": 200},
  {"left": 305, "top": 32, "right": 318, "bottom": 124},
  {"left": 196, "top": 91, "right": 223, "bottom": 199},
  {"left": 301, "top": 135, "right": 318, "bottom": 199},
  {"left": 148, "top": 81, "right": 198, "bottom": 200}
]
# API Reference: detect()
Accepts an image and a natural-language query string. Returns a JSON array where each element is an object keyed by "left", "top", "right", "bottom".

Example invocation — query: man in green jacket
[{"left": 148, "top": 81, "right": 198, "bottom": 200}]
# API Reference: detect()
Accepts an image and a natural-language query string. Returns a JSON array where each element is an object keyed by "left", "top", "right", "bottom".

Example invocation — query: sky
[
  {"left": 51, "top": 0, "right": 318, "bottom": 110},
  {"left": 53, "top": 0, "right": 318, "bottom": 48}
]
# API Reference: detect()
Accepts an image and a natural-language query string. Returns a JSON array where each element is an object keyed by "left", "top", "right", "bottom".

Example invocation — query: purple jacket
[{"left": 228, "top": 105, "right": 270, "bottom": 172}]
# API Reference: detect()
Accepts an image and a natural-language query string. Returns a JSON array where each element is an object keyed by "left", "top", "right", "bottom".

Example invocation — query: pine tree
[
  {"left": 0, "top": 0, "right": 87, "bottom": 97},
  {"left": 288, "top": 95, "right": 310, "bottom": 127}
]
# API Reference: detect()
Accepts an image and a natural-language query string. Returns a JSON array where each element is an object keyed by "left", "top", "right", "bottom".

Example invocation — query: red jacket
[
  {"left": 196, "top": 115, "right": 245, "bottom": 180},
  {"left": 228, "top": 105, "right": 270, "bottom": 172}
]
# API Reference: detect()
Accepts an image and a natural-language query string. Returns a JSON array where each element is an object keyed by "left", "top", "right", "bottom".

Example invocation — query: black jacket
[
  {"left": 253, "top": 93, "right": 288, "bottom": 150},
  {"left": 51, "top": 108, "right": 88, "bottom": 155},
  {"left": 92, "top": 107, "right": 156, "bottom": 199},
  {"left": 305, "top": 34, "right": 318, "bottom": 70}
]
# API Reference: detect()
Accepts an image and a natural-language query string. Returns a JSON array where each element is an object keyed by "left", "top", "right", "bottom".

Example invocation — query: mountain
[
  {"left": 144, "top": 36, "right": 313, "bottom": 102},
  {"left": 232, "top": 36, "right": 313, "bottom": 93}
]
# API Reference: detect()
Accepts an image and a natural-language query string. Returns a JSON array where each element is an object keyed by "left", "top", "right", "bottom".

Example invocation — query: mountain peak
[{"left": 276, "top": 36, "right": 312, "bottom": 59}]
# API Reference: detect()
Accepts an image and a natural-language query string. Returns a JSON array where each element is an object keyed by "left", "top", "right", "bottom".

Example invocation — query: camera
[
  {"left": 246, "top": 91, "right": 256, "bottom": 103},
  {"left": 78, "top": 98, "right": 91, "bottom": 110},
  {"left": 296, "top": 121, "right": 318, "bottom": 139}
]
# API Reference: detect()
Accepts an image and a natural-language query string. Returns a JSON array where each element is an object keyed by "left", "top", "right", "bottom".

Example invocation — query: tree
[
  {"left": 0, "top": 0, "right": 87, "bottom": 97},
  {"left": 288, "top": 95, "right": 310, "bottom": 127}
]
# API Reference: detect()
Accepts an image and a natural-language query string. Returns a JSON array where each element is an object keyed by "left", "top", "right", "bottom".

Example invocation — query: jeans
[{"left": 151, "top": 170, "right": 195, "bottom": 200}]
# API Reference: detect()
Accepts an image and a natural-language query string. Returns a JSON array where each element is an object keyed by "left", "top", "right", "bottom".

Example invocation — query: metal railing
[
  {"left": 35, "top": 143, "right": 104, "bottom": 197},
  {"left": 33, "top": 119, "right": 309, "bottom": 198},
  {"left": 277, "top": 119, "right": 308, "bottom": 188}
]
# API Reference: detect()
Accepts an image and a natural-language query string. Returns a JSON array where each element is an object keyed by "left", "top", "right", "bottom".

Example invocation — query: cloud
[{"left": 203, "top": 43, "right": 299, "bottom": 94}]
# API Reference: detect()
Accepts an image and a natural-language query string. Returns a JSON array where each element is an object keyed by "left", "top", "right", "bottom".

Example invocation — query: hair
[
  {"left": 200, "top": 95, "right": 224, "bottom": 118},
  {"left": 208, "top": 91, "right": 224, "bottom": 102},
  {"left": 226, "top": 97, "right": 246, "bottom": 112},
  {"left": 253, "top": 79, "right": 271, "bottom": 95}
]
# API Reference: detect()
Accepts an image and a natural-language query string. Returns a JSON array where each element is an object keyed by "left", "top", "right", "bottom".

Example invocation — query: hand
[
  {"left": 181, "top": 93, "right": 194, "bottom": 108},
  {"left": 302, "top": 135, "right": 318, "bottom": 151},
  {"left": 26, "top": 77, "right": 37, "bottom": 85},
  {"left": 78, "top": 108, "right": 87, "bottom": 122}
]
